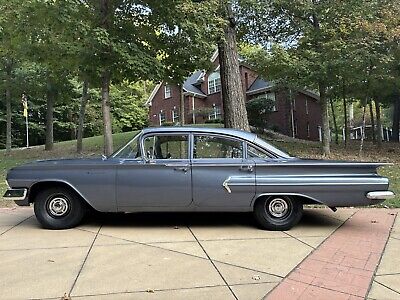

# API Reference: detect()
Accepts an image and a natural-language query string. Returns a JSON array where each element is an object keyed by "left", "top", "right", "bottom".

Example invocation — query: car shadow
[{"left": 82, "top": 207, "right": 342, "bottom": 230}]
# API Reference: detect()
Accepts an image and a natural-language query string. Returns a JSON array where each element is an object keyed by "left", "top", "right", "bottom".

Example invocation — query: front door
[
  {"left": 191, "top": 134, "right": 256, "bottom": 208},
  {"left": 116, "top": 133, "right": 192, "bottom": 209}
]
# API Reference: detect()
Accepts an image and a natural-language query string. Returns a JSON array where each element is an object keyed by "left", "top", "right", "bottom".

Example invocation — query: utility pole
[{"left": 22, "top": 93, "right": 29, "bottom": 148}]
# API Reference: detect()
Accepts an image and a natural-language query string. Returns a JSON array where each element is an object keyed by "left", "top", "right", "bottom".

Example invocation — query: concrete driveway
[{"left": 0, "top": 207, "right": 398, "bottom": 300}]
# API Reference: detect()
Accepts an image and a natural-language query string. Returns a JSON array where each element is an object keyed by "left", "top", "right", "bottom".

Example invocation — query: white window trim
[
  {"left": 208, "top": 105, "right": 221, "bottom": 120},
  {"left": 159, "top": 111, "right": 166, "bottom": 125},
  {"left": 164, "top": 85, "right": 171, "bottom": 99},
  {"left": 172, "top": 109, "right": 179, "bottom": 123},
  {"left": 208, "top": 72, "right": 221, "bottom": 94},
  {"left": 305, "top": 99, "right": 309, "bottom": 115}
]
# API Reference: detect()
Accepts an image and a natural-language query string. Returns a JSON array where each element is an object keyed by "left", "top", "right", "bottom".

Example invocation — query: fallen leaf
[
  {"left": 252, "top": 275, "right": 261, "bottom": 281},
  {"left": 61, "top": 293, "right": 71, "bottom": 300}
]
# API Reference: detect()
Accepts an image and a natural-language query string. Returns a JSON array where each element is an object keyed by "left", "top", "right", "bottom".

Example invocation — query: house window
[
  {"left": 305, "top": 99, "right": 309, "bottom": 115},
  {"left": 164, "top": 85, "right": 171, "bottom": 99},
  {"left": 254, "top": 92, "right": 277, "bottom": 112},
  {"left": 159, "top": 111, "right": 166, "bottom": 125},
  {"left": 172, "top": 109, "right": 179, "bottom": 123},
  {"left": 208, "top": 104, "right": 222, "bottom": 120},
  {"left": 208, "top": 72, "right": 221, "bottom": 94}
]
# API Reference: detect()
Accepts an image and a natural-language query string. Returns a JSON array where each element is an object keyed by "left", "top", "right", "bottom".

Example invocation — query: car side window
[
  {"left": 194, "top": 135, "right": 243, "bottom": 159},
  {"left": 247, "top": 145, "right": 273, "bottom": 159},
  {"left": 143, "top": 135, "right": 189, "bottom": 159}
]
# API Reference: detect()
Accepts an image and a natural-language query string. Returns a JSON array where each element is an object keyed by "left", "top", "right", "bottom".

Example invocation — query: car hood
[{"left": 9, "top": 158, "right": 107, "bottom": 171}]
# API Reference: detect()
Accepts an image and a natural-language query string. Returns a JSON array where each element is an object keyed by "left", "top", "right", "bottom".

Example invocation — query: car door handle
[
  {"left": 165, "top": 164, "right": 189, "bottom": 173},
  {"left": 239, "top": 165, "right": 254, "bottom": 172}
]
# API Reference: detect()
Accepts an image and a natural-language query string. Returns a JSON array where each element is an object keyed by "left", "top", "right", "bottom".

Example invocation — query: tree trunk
[
  {"left": 5, "top": 61, "right": 12, "bottom": 153},
  {"left": 369, "top": 100, "right": 375, "bottom": 143},
  {"left": 101, "top": 71, "right": 113, "bottom": 156},
  {"left": 77, "top": 80, "right": 89, "bottom": 153},
  {"left": 392, "top": 95, "right": 400, "bottom": 142},
  {"left": 375, "top": 99, "right": 382, "bottom": 149},
  {"left": 218, "top": 1, "right": 250, "bottom": 131},
  {"left": 179, "top": 84, "right": 185, "bottom": 126},
  {"left": 359, "top": 102, "right": 367, "bottom": 156},
  {"left": 319, "top": 82, "right": 330, "bottom": 155},
  {"left": 45, "top": 82, "right": 55, "bottom": 151},
  {"left": 342, "top": 80, "right": 350, "bottom": 146},
  {"left": 329, "top": 98, "right": 338, "bottom": 144}
]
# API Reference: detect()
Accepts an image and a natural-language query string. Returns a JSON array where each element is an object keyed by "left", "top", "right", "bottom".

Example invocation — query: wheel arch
[
  {"left": 28, "top": 180, "right": 94, "bottom": 210},
  {"left": 252, "top": 193, "right": 324, "bottom": 208}
]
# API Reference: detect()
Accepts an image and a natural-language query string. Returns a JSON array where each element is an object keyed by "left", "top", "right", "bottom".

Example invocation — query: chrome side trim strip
[
  {"left": 222, "top": 177, "right": 232, "bottom": 194},
  {"left": 366, "top": 191, "right": 395, "bottom": 200},
  {"left": 227, "top": 182, "right": 387, "bottom": 186}
]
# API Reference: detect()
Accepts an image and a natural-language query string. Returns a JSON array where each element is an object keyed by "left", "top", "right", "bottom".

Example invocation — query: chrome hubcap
[
  {"left": 267, "top": 198, "right": 289, "bottom": 218},
  {"left": 48, "top": 197, "right": 69, "bottom": 217}
]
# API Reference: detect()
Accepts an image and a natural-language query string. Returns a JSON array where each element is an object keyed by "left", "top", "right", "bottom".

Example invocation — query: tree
[
  {"left": 246, "top": 96, "right": 275, "bottom": 131},
  {"left": 76, "top": 80, "right": 89, "bottom": 153},
  {"left": 218, "top": 0, "right": 250, "bottom": 131},
  {"left": 78, "top": 0, "right": 218, "bottom": 155},
  {"left": 239, "top": 0, "right": 392, "bottom": 155}
]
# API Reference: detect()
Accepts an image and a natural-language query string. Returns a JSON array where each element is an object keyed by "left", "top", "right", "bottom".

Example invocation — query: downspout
[
  {"left": 289, "top": 89, "right": 295, "bottom": 138},
  {"left": 192, "top": 95, "right": 196, "bottom": 124}
]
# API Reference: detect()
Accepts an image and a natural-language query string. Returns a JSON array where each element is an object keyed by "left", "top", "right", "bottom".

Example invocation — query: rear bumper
[
  {"left": 2, "top": 188, "right": 30, "bottom": 206},
  {"left": 366, "top": 191, "right": 395, "bottom": 200}
]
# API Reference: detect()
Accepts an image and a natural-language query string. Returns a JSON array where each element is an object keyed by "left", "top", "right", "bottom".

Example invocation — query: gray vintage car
[{"left": 3, "top": 127, "right": 395, "bottom": 230}]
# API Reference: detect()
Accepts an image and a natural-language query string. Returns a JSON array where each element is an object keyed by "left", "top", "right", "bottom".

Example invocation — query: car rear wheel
[
  {"left": 34, "top": 187, "right": 86, "bottom": 229},
  {"left": 253, "top": 196, "right": 303, "bottom": 231}
]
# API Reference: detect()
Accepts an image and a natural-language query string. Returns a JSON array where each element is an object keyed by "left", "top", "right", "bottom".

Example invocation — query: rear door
[{"left": 191, "top": 134, "right": 256, "bottom": 208}]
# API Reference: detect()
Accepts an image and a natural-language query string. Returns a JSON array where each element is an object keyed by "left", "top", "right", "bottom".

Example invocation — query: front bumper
[
  {"left": 366, "top": 191, "right": 395, "bottom": 200},
  {"left": 2, "top": 188, "right": 30, "bottom": 206}
]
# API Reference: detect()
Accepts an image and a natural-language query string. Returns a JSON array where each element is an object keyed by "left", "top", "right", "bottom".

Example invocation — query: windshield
[
  {"left": 112, "top": 132, "right": 142, "bottom": 159},
  {"left": 254, "top": 136, "right": 291, "bottom": 158}
]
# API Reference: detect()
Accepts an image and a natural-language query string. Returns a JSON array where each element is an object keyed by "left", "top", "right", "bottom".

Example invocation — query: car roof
[{"left": 142, "top": 126, "right": 257, "bottom": 143}]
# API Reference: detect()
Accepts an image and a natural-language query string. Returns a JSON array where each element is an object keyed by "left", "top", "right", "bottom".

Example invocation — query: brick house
[{"left": 146, "top": 52, "right": 322, "bottom": 141}]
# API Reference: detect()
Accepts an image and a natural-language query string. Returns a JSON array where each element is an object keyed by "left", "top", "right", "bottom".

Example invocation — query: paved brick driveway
[{"left": 0, "top": 207, "right": 398, "bottom": 300}]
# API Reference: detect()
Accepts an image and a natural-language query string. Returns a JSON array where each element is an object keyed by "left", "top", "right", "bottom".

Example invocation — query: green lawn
[{"left": 1, "top": 128, "right": 399, "bottom": 208}]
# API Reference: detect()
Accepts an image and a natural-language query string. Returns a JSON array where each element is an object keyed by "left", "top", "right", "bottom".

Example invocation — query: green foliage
[
  {"left": 205, "top": 119, "right": 224, "bottom": 124},
  {"left": 109, "top": 81, "right": 151, "bottom": 132},
  {"left": 246, "top": 96, "right": 275, "bottom": 130}
]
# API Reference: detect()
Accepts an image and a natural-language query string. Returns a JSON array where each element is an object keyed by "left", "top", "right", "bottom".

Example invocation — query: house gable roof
[
  {"left": 246, "top": 76, "right": 320, "bottom": 100},
  {"left": 246, "top": 77, "right": 274, "bottom": 95},
  {"left": 183, "top": 71, "right": 207, "bottom": 98},
  {"left": 145, "top": 82, "right": 162, "bottom": 106}
]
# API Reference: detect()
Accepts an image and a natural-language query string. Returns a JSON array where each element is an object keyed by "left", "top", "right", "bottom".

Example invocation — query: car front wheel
[
  {"left": 253, "top": 196, "right": 303, "bottom": 231},
  {"left": 34, "top": 187, "right": 86, "bottom": 229}
]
